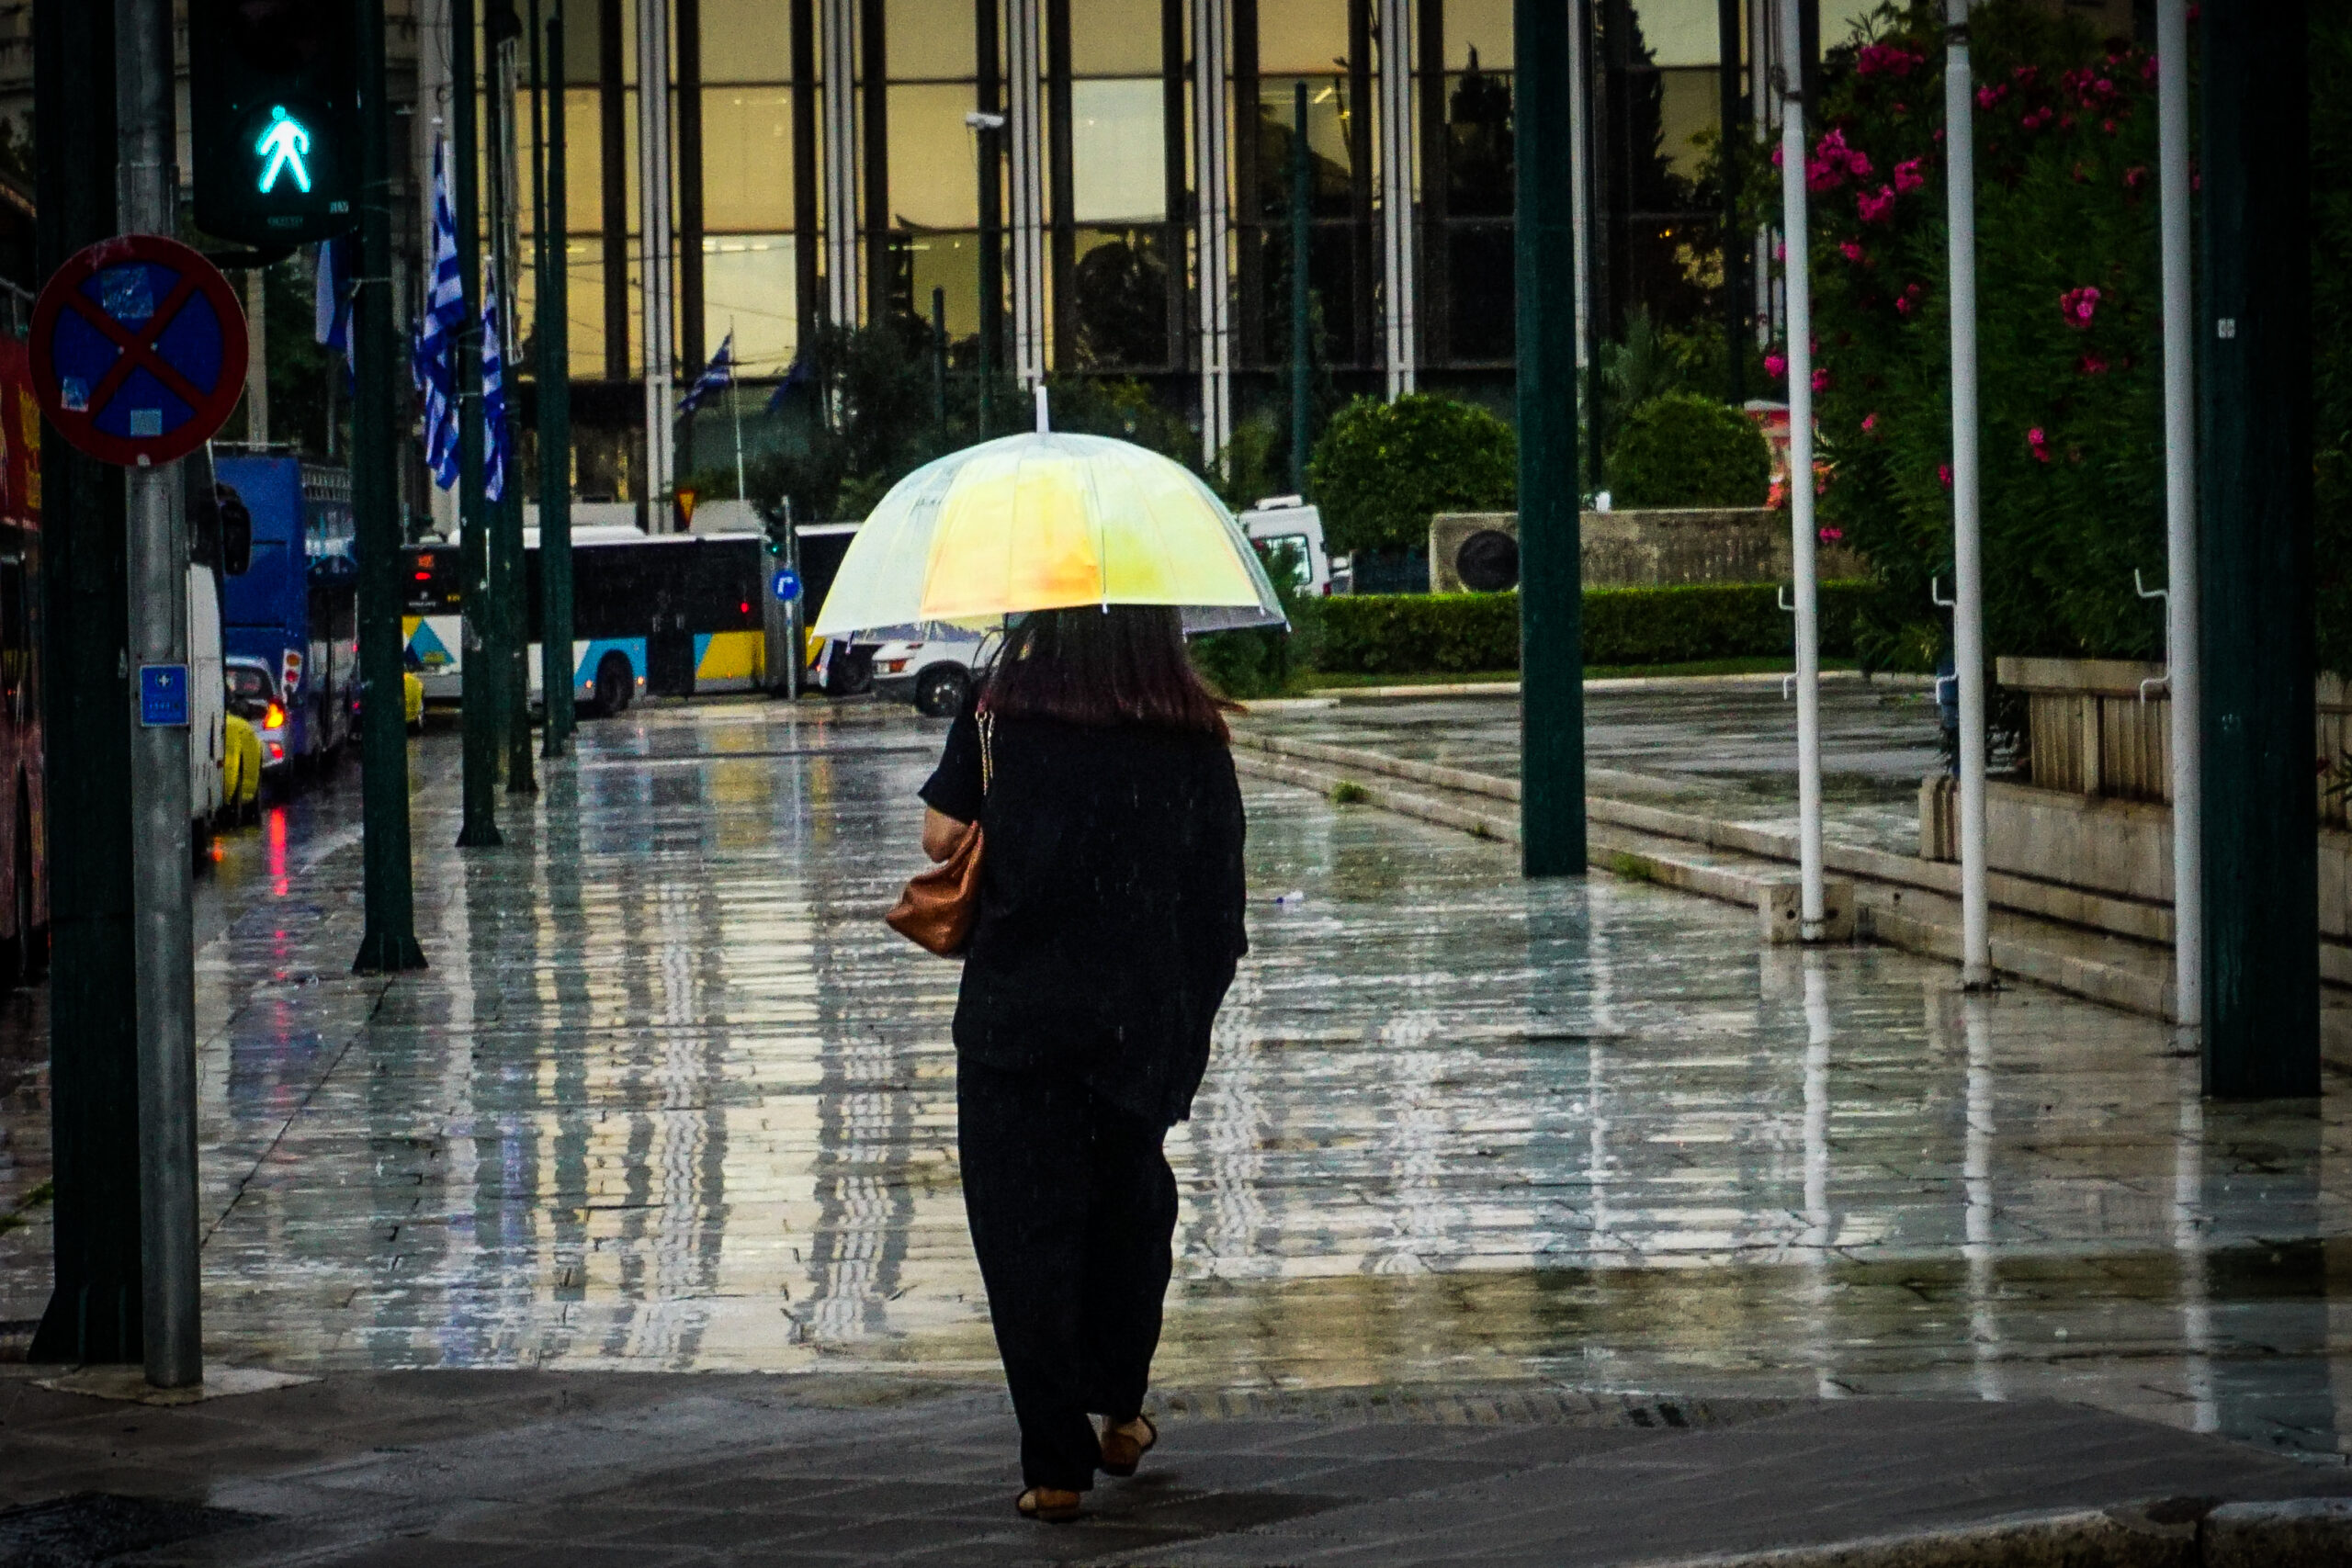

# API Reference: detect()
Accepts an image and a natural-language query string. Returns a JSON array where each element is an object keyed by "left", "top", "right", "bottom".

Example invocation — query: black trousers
[{"left": 957, "top": 1057, "right": 1179, "bottom": 1491}]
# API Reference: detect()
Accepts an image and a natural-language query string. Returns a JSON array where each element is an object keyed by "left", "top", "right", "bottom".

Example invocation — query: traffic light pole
[
  {"left": 454, "top": 0, "right": 503, "bottom": 847},
  {"left": 29, "top": 0, "right": 144, "bottom": 1371},
  {"left": 352, "top": 0, "right": 426, "bottom": 974},
  {"left": 119, "top": 0, "right": 202, "bottom": 1391},
  {"left": 536, "top": 0, "right": 577, "bottom": 758}
]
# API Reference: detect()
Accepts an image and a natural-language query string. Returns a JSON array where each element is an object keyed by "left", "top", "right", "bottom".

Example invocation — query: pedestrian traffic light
[{"left": 188, "top": 0, "right": 358, "bottom": 245}]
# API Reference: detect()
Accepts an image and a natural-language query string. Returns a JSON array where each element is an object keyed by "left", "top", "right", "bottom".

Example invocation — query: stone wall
[{"left": 1429, "top": 509, "right": 1867, "bottom": 592}]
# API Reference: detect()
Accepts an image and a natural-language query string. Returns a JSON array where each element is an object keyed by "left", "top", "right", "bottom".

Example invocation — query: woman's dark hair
[{"left": 980, "top": 605, "right": 1232, "bottom": 740}]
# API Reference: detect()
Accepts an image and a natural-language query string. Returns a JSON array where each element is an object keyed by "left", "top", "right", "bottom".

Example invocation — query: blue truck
[{"left": 213, "top": 456, "right": 358, "bottom": 770}]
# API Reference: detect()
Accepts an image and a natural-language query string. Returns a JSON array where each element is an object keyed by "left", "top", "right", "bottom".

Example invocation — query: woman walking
[{"left": 918, "top": 604, "right": 1249, "bottom": 1523}]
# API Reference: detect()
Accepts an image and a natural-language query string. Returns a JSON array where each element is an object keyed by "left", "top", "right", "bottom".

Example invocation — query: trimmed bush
[
  {"left": 1306, "top": 393, "right": 1517, "bottom": 556},
  {"left": 1605, "top": 392, "right": 1773, "bottom": 509},
  {"left": 1303, "top": 582, "right": 1880, "bottom": 675}
]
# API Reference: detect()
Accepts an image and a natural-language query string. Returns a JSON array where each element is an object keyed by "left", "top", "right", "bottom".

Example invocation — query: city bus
[
  {"left": 213, "top": 455, "right": 358, "bottom": 767},
  {"left": 0, "top": 336, "right": 43, "bottom": 982},
  {"left": 403, "top": 526, "right": 769, "bottom": 714}
]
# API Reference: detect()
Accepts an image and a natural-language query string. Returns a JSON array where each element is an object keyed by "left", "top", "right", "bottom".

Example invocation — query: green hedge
[{"left": 1302, "top": 582, "right": 1880, "bottom": 675}]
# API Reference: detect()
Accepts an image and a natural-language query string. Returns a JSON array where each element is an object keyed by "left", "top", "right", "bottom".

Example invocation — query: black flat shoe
[{"left": 1099, "top": 1415, "right": 1158, "bottom": 1478}]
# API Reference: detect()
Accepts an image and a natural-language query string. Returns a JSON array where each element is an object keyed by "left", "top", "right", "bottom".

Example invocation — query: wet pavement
[
  {"left": 3, "top": 694, "right": 2349, "bottom": 1472},
  {"left": 1244, "top": 677, "right": 1944, "bottom": 855}
]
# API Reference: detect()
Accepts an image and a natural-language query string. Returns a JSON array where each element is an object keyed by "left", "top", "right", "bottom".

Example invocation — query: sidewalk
[{"left": 5, "top": 1370, "right": 2350, "bottom": 1565}]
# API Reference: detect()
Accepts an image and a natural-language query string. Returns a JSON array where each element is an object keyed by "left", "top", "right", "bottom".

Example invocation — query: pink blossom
[
  {"left": 1856, "top": 42, "right": 1925, "bottom": 78},
  {"left": 2021, "top": 107, "right": 2054, "bottom": 131},
  {"left": 1938, "top": 463, "right": 1953, "bottom": 489},
  {"left": 2028, "top": 427, "right": 2052, "bottom": 463},
  {"left": 1811, "top": 367, "right": 1832, "bottom": 394},
  {"left": 1894, "top": 157, "right": 1927, "bottom": 193},
  {"left": 2013, "top": 65, "right": 2040, "bottom": 85},
  {"left": 1838, "top": 239, "right": 1866, "bottom": 262},
  {"left": 1771, "top": 142, "right": 1785, "bottom": 168},
  {"left": 1764, "top": 352, "right": 1788, "bottom": 379},
  {"left": 2102, "top": 118, "right": 2118, "bottom": 134},
  {"left": 2142, "top": 54, "right": 2160, "bottom": 81},
  {"left": 1976, "top": 83, "right": 2009, "bottom": 109},
  {"left": 1774, "top": 240, "right": 1787, "bottom": 262},
  {"left": 1894, "top": 282, "right": 1924, "bottom": 317},
  {"left": 2078, "top": 353, "right": 2109, "bottom": 376},
  {"left": 1818, "top": 526, "right": 1844, "bottom": 543},
  {"left": 2059, "top": 286, "right": 2100, "bottom": 328},
  {"left": 1861, "top": 412, "right": 1879, "bottom": 433},
  {"left": 1856, "top": 185, "right": 1899, "bottom": 224},
  {"left": 1806, "top": 129, "right": 1872, "bottom": 192},
  {"left": 2122, "top": 164, "right": 2148, "bottom": 190}
]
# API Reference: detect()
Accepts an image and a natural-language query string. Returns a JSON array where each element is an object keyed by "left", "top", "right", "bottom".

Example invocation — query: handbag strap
[{"left": 978, "top": 709, "right": 995, "bottom": 797}]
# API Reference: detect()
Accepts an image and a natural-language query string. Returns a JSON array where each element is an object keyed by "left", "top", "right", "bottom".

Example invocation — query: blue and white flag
[
  {"left": 312, "top": 235, "right": 356, "bottom": 376},
  {"left": 676, "top": 332, "right": 734, "bottom": 415},
  {"left": 764, "top": 352, "right": 812, "bottom": 413},
  {"left": 414, "top": 141, "right": 465, "bottom": 491},
  {"left": 481, "top": 264, "right": 510, "bottom": 503}
]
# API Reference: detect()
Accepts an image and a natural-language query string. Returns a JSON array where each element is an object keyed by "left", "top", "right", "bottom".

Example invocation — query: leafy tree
[{"left": 1306, "top": 393, "right": 1518, "bottom": 556}]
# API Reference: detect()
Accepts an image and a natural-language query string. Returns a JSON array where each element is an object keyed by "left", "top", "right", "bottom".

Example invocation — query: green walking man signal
[
  {"left": 254, "top": 107, "right": 313, "bottom": 195},
  {"left": 189, "top": 0, "right": 357, "bottom": 244}
]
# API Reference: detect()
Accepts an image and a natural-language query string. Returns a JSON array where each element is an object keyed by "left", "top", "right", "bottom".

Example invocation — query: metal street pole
[
  {"left": 1291, "top": 82, "right": 1310, "bottom": 496},
  {"left": 490, "top": 10, "right": 536, "bottom": 795},
  {"left": 931, "top": 287, "right": 949, "bottom": 434},
  {"left": 1943, "top": 0, "right": 1990, "bottom": 988},
  {"left": 454, "top": 0, "right": 503, "bottom": 846},
  {"left": 538, "top": 1, "right": 577, "bottom": 758},
  {"left": 1776, "top": 0, "right": 1826, "bottom": 936},
  {"left": 118, "top": 0, "right": 199, "bottom": 1391},
  {"left": 1516, "top": 0, "right": 1586, "bottom": 876},
  {"left": 28, "top": 0, "right": 144, "bottom": 1371},
  {"left": 353, "top": 0, "right": 428, "bottom": 974},
  {"left": 2198, "top": 0, "right": 2316, "bottom": 1098},
  {"left": 2156, "top": 0, "right": 2201, "bottom": 1032}
]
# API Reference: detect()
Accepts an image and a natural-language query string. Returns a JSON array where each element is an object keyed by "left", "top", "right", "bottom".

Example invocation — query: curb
[{"left": 1638, "top": 1496, "right": 2352, "bottom": 1568}]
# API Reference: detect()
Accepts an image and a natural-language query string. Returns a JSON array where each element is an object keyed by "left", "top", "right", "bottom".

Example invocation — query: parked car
[{"left": 869, "top": 633, "right": 986, "bottom": 717}]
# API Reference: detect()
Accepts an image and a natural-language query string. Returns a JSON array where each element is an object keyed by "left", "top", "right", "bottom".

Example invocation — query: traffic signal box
[{"left": 189, "top": 0, "right": 358, "bottom": 245}]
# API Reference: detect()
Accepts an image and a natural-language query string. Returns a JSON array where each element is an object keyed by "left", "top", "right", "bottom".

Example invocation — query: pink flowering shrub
[{"left": 1733, "top": 0, "right": 2173, "bottom": 667}]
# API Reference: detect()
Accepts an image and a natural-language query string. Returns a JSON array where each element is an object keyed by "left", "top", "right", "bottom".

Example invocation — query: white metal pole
[
  {"left": 119, "top": 0, "right": 202, "bottom": 1390},
  {"left": 1776, "top": 0, "right": 1826, "bottom": 933},
  {"left": 2157, "top": 0, "right": 2201, "bottom": 1030},
  {"left": 1945, "top": 0, "right": 1991, "bottom": 988}
]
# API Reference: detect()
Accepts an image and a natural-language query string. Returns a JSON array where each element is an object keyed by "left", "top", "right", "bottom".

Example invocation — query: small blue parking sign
[
  {"left": 772, "top": 567, "right": 802, "bottom": 603},
  {"left": 140, "top": 663, "right": 190, "bottom": 728}
]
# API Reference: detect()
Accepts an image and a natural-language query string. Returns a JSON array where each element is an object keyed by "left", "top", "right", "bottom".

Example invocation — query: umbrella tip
[{"left": 1034, "top": 383, "right": 1050, "bottom": 434}]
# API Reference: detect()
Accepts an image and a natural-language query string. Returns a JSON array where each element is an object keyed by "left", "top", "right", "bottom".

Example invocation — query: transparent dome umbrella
[{"left": 808, "top": 431, "right": 1288, "bottom": 640}]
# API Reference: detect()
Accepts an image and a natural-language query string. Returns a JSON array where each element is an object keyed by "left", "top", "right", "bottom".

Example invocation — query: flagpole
[{"left": 730, "top": 319, "right": 745, "bottom": 501}]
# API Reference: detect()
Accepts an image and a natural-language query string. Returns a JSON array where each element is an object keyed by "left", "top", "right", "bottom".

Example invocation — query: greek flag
[
  {"left": 676, "top": 332, "right": 734, "bottom": 415},
  {"left": 414, "top": 141, "right": 464, "bottom": 491},
  {"left": 763, "top": 353, "right": 812, "bottom": 413},
  {"left": 312, "top": 235, "right": 354, "bottom": 373},
  {"left": 481, "top": 265, "right": 510, "bottom": 503}
]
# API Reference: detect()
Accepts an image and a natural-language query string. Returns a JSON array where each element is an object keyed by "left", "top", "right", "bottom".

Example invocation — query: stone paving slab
[{"left": 3, "top": 1371, "right": 2347, "bottom": 1566}]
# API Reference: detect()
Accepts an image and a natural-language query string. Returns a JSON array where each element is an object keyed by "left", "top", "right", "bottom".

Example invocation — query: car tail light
[
  {"left": 264, "top": 702, "right": 286, "bottom": 729},
  {"left": 266, "top": 741, "right": 284, "bottom": 761}
]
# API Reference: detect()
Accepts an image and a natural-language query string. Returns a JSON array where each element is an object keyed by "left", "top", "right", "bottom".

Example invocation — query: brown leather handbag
[{"left": 887, "top": 713, "right": 992, "bottom": 956}]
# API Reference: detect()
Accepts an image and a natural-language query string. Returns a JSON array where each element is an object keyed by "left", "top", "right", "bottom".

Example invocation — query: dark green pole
[
  {"left": 351, "top": 0, "right": 427, "bottom": 973},
  {"left": 28, "top": 0, "right": 142, "bottom": 1367},
  {"left": 931, "top": 285, "right": 948, "bottom": 434},
  {"left": 454, "top": 0, "right": 503, "bottom": 846},
  {"left": 539, "top": 2, "right": 577, "bottom": 758},
  {"left": 976, "top": 0, "right": 1002, "bottom": 438},
  {"left": 1290, "top": 81, "right": 1310, "bottom": 494},
  {"left": 1716, "top": 0, "right": 1746, "bottom": 404},
  {"left": 1516, "top": 0, "right": 1587, "bottom": 875},
  {"left": 2198, "top": 0, "right": 2315, "bottom": 1097}
]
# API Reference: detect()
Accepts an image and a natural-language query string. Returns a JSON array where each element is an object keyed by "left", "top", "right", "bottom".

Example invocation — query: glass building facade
[{"left": 484, "top": 0, "right": 1888, "bottom": 500}]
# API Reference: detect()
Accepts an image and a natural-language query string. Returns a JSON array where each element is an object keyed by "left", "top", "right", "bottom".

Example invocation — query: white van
[
  {"left": 187, "top": 562, "right": 226, "bottom": 830},
  {"left": 1239, "top": 496, "right": 1335, "bottom": 596}
]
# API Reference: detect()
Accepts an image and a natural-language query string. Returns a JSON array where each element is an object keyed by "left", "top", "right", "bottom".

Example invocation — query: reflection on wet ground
[
  {"left": 2, "top": 697, "right": 2346, "bottom": 1463},
  {"left": 1248, "top": 680, "right": 1945, "bottom": 854}
]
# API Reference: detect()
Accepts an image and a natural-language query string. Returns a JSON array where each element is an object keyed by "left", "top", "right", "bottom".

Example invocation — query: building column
[
  {"left": 823, "top": 0, "right": 861, "bottom": 330},
  {"left": 1347, "top": 0, "right": 1374, "bottom": 367},
  {"left": 792, "top": 0, "right": 820, "bottom": 354},
  {"left": 598, "top": 0, "right": 628, "bottom": 385},
  {"left": 678, "top": 0, "right": 707, "bottom": 472},
  {"left": 861, "top": 0, "right": 892, "bottom": 321},
  {"left": 1191, "top": 0, "right": 1231, "bottom": 466},
  {"left": 1159, "top": 0, "right": 1188, "bottom": 373},
  {"left": 638, "top": 0, "right": 675, "bottom": 525},
  {"left": 1416, "top": 0, "right": 1447, "bottom": 370},
  {"left": 1377, "top": 0, "right": 1415, "bottom": 396},
  {"left": 1046, "top": 0, "right": 1075, "bottom": 367},
  {"left": 1007, "top": 0, "right": 1047, "bottom": 387}
]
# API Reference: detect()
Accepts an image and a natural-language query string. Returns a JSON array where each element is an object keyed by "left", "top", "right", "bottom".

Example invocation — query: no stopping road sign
[{"left": 29, "top": 233, "right": 249, "bottom": 468}]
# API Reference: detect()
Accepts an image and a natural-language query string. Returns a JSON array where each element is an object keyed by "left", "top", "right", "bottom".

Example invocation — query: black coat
[{"left": 921, "top": 699, "right": 1249, "bottom": 1126}]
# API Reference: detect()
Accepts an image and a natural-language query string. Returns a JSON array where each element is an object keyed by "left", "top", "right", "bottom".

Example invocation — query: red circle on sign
[{"left": 28, "top": 232, "right": 249, "bottom": 468}]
